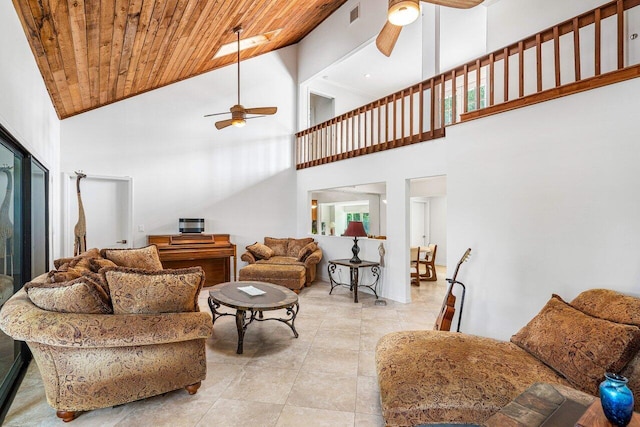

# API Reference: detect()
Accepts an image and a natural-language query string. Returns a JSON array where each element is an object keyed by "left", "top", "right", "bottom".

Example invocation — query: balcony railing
[{"left": 296, "top": 0, "right": 640, "bottom": 170}]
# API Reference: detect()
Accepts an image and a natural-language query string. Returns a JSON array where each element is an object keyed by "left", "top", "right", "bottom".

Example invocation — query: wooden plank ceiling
[{"left": 12, "top": 0, "right": 348, "bottom": 119}]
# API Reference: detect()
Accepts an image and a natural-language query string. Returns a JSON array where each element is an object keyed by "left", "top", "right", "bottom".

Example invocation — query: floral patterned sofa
[
  {"left": 376, "top": 289, "right": 640, "bottom": 426},
  {"left": 239, "top": 237, "right": 323, "bottom": 291},
  {"left": 0, "top": 245, "right": 213, "bottom": 422}
]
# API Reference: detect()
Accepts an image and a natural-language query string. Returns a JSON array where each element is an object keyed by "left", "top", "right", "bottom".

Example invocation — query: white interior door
[
  {"left": 64, "top": 174, "right": 133, "bottom": 256},
  {"left": 410, "top": 200, "right": 427, "bottom": 247}
]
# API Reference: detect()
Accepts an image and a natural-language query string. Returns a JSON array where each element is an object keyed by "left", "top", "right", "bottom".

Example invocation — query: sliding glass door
[{"left": 0, "top": 125, "right": 48, "bottom": 421}]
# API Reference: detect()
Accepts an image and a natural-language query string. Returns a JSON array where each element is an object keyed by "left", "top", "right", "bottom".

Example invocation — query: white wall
[
  {"left": 447, "top": 77, "right": 640, "bottom": 340},
  {"left": 297, "top": 140, "right": 448, "bottom": 303},
  {"left": 0, "top": 3, "right": 60, "bottom": 168},
  {"left": 60, "top": 46, "right": 299, "bottom": 259},
  {"left": 439, "top": 5, "right": 487, "bottom": 72},
  {"left": 298, "top": 0, "right": 388, "bottom": 84},
  {"left": 0, "top": 3, "right": 60, "bottom": 265}
]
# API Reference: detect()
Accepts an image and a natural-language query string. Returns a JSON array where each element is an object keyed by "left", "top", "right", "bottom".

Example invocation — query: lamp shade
[{"left": 344, "top": 221, "right": 367, "bottom": 237}]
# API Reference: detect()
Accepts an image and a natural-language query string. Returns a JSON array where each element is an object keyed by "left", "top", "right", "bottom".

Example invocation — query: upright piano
[{"left": 148, "top": 234, "right": 236, "bottom": 287}]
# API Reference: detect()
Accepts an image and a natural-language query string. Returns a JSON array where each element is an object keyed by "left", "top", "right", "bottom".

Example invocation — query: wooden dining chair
[
  {"left": 410, "top": 246, "right": 421, "bottom": 286},
  {"left": 420, "top": 244, "right": 438, "bottom": 281}
]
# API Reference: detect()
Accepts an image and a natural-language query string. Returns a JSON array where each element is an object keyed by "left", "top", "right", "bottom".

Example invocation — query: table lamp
[{"left": 343, "top": 221, "right": 367, "bottom": 263}]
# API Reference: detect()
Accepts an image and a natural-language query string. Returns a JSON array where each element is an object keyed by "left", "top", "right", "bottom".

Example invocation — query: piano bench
[{"left": 238, "top": 264, "right": 306, "bottom": 293}]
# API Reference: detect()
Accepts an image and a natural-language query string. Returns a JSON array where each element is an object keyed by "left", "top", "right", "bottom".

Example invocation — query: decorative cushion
[
  {"left": 25, "top": 277, "right": 112, "bottom": 314},
  {"left": 89, "top": 257, "right": 118, "bottom": 273},
  {"left": 264, "top": 237, "right": 289, "bottom": 257},
  {"left": 571, "top": 289, "right": 640, "bottom": 327},
  {"left": 101, "top": 245, "right": 163, "bottom": 271},
  {"left": 48, "top": 257, "right": 94, "bottom": 283},
  {"left": 52, "top": 248, "right": 102, "bottom": 270},
  {"left": 246, "top": 242, "right": 275, "bottom": 260},
  {"left": 297, "top": 242, "right": 317, "bottom": 261},
  {"left": 511, "top": 295, "right": 640, "bottom": 395},
  {"left": 287, "top": 238, "right": 314, "bottom": 258},
  {"left": 105, "top": 267, "right": 204, "bottom": 314}
]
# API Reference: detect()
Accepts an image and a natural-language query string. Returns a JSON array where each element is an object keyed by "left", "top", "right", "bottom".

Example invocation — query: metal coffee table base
[{"left": 209, "top": 299, "right": 299, "bottom": 354}]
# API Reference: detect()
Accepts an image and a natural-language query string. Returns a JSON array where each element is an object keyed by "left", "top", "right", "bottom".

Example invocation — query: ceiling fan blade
[
  {"left": 245, "top": 107, "right": 277, "bottom": 115},
  {"left": 204, "top": 111, "right": 230, "bottom": 118},
  {"left": 376, "top": 22, "right": 402, "bottom": 57},
  {"left": 420, "top": 0, "right": 483, "bottom": 9},
  {"left": 215, "top": 119, "right": 234, "bottom": 130}
]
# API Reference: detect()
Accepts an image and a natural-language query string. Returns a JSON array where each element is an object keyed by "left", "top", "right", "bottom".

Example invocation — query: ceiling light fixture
[
  {"left": 231, "top": 118, "right": 246, "bottom": 128},
  {"left": 388, "top": 0, "right": 420, "bottom": 26},
  {"left": 213, "top": 29, "right": 282, "bottom": 59}
]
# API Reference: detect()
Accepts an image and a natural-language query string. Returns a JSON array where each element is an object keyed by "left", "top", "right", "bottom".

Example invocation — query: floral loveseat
[
  {"left": 239, "top": 237, "right": 323, "bottom": 291},
  {"left": 0, "top": 245, "right": 213, "bottom": 422},
  {"left": 376, "top": 289, "right": 640, "bottom": 426}
]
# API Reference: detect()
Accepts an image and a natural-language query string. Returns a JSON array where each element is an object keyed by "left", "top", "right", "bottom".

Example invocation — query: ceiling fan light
[
  {"left": 232, "top": 118, "right": 246, "bottom": 128},
  {"left": 388, "top": 0, "right": 420, "bottom": 26}
]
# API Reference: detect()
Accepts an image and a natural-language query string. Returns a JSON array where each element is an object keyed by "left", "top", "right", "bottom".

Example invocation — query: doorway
[
  {"left": 63, "top": 174, "right": 133, "bottom": 256},
  {"left": 309, "top": 92, "right": 335, "bottom": 126},
  {"left": 409, "top": 175, "right": 447, "bottom": 267}
]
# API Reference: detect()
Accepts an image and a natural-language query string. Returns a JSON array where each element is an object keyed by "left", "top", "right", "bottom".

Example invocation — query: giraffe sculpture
[
  {"left": 0, "top": 165, "right": 13, "bottom": 275},
  {"left": 74, "top": 171, "right": 87, "bottom": 256}
]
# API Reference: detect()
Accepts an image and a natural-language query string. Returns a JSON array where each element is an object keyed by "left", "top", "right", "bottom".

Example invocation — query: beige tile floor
[{"left": 4, "top": 267, "right": 447, "bottom": 427}]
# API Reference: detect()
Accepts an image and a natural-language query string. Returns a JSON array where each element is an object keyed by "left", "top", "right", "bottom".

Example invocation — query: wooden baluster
[
  {"left": 440, "top": 74, "right": 445, "bottom": 130},
  {"left": 617, "top": 0, "right": 624, "bottom": 70},
  {"left": 419, "top": 82, "right": 424, "bottom": 139},
  {"left": 573, "top": 17, "right": 581, "bottom": 81},
  {"left": 370, "top": 105, "right": 374, "bottom": 152},
  {"left": 350, "top": 113, "right": 355, "bottom": 156},
  {"left": 400, "top": 90, "right": 405, "bottom": 145},
  {"left": 475, "top": 59, "right": 481, "bottom": 111},
  {"left": 489, "top": 53, "right": 495, "bottom": 106},
  {"left": 429, "top": 79, "right": 435, "bottom": 138},
  {"left": 451, "top": 69, "right": 456, "bottom": 125},
  {"left": 385, "top": 98, "right": 389, "bottom": 146},
  {"left": 553, "top": 26, "right": 561, "bottom": 87},
  {"left": 463, "top": 65, "right": 468, "bottom": 115},
  {"left": 503, "top": 47, "right": 509, "bottom": 102},
  {"left": 392, "top": 93, "right": 397, "bottom": 147},
  {"left": 331, "top": 119, "right": 336, "bottom": 162},
  {"left": 364, "top": 108, "right": 369, "bottom": 153},
  {"left": 595, "top": 8, "right": 601, "bottom": 76},
  {"left": 536, "top": 33, "right": 542, "bottom": 92},
  {"left": 594, "top": 9, "right": 602, "bottom": 76},
  {"left": 377, "top": 100, "right": 381, "bottom": 151},
  {"left": 409, "top": 86, "right": 414, "bottom": 143},
  {"left": 518, "top": 41, "right": 524, "bottom": 98}
]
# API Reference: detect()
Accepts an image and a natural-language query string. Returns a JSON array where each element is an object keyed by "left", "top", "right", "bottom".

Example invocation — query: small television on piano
[{"left": 179, "top": 218, "right": 205, "bottom": 234}]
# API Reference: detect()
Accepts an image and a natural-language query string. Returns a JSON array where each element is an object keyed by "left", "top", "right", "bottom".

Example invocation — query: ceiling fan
[
  {"left": 376, "top": 0, "right": 483, "bottom": 57},
  {"left": 204, "top": 26, "right": 277, "bottom": 130}
]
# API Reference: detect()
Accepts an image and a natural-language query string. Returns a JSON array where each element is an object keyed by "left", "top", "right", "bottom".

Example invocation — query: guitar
[{"left": 434, "top": 248, "right": 471, "bottom": 332}]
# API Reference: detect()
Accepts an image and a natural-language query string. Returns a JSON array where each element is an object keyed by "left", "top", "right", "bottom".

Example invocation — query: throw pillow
[
  {"left": 52, "top": 248, "right": 101, "bottom": 269},
  {"left": 287, "top": 238, "right": 314, "bottom": 258},
  {"left": 264, "top": 237, "right": 289, "bottom": 257},
  {"left": 297, "top": 242, "right": 317, "bottom": 261},
  {"left": 105, "top": 266, "right": 204, "bottom": 314},
  {"left": 571, "top": 289, "right": 640, "bottom": 327},
  {"left": 101, "top": 245, "right": 163, "bottom": 271},
  {"left": 246, "top": 242, "right": 275, "bottom": 260},
  {"left": 511, "top": 294, "right": 640, "bottom": 395},
  {"left": 25, "top": 277, "right": 112, "bottom": 314},
  {"left": 89, "top": 257, "right": 118, "bottom": 273}
]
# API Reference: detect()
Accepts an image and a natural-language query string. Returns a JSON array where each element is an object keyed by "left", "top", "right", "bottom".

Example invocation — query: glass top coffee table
[{"left": 207, "top": 281, "right": 299, "bottom": 354}]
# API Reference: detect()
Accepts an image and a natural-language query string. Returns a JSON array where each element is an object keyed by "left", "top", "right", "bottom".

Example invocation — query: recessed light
[{"left": 364, "top": 73, "right": 371, "bottom": 78}]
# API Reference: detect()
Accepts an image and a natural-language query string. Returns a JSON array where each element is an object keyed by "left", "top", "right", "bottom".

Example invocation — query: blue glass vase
[{"left": 600, "top": 372, "right": 634, "bottom": 426}]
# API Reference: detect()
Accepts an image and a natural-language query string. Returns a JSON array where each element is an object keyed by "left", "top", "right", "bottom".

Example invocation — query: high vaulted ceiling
[{"left": 12, "top": 0, "right": 348, "bottom": 119}]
